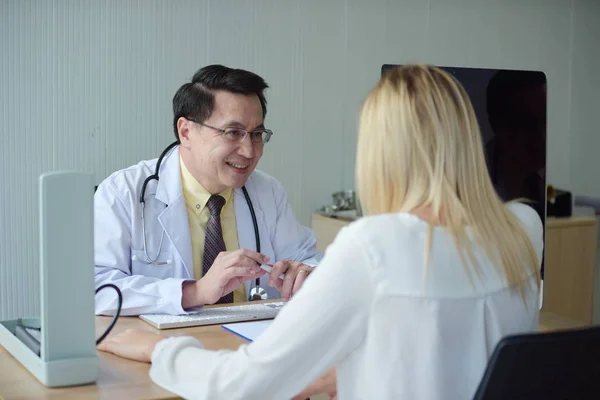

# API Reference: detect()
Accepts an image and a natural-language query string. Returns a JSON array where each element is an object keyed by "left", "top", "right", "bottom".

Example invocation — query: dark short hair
[{"left": 172, "top": 65, "right": 269, "bottom": 141}]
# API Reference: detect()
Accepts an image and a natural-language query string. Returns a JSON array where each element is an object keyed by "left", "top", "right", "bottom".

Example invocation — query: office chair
[{"left": 473, "top": 326, "right": 600, "bottom": 400}]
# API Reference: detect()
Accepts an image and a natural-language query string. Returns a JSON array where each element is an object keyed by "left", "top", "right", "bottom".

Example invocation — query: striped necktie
[{"left": 203, "top": 195, "right": 233, "bottom": 304}]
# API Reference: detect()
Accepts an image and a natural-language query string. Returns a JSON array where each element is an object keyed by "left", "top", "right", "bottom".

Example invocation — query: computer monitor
[{"left": 381, "top": 64, "right": 547, "bottom": 277}]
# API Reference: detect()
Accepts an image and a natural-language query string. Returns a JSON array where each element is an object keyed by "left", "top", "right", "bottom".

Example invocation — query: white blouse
[{"left": 149, "top": 203, "right": 543, "bottom": 399}]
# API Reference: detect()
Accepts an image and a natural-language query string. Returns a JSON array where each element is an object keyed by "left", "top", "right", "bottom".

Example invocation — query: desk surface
[
  {"left": 0, "top": 306, "right": 590, "bottom": 400},
  {"left": 0, "top": 304, "right": 253, "bottom": 400}
]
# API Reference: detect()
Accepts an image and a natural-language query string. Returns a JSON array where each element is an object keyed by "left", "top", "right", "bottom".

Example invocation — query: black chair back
[{"left": 473, "top": 326, "right": 600, "bottom": 399}]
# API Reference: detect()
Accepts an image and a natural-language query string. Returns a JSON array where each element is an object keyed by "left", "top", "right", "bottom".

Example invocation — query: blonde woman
[{"left": 99, "top": 65, "right": 543, "bottom": 399}]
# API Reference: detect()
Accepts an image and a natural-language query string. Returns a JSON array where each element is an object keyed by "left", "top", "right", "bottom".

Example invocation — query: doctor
[{"left": 94, "top": 65, "right": 322, "bottom": 316}]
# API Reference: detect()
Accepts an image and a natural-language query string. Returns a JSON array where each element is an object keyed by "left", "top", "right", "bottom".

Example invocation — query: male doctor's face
[{"left": 179, "top": 90, "right": 265, "bottom": 194}]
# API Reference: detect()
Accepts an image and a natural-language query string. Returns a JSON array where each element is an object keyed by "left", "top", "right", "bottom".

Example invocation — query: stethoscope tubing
[{"left": 138, "top": 141, "right": 265, "bottom": 300}]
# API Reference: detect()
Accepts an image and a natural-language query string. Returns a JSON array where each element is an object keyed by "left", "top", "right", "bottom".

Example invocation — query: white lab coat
[{"left": 94, "top": 146, "right": 322, "bottom": 316}]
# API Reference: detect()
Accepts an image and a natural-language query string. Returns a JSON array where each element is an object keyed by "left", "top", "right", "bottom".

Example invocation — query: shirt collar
[{"left": 179, "top": 156, "right": 233, "bottom": 216}]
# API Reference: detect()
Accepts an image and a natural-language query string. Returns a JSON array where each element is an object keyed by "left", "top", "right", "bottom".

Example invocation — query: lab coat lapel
[{"left": 155, "top": 146, "right": 194, "bottom": 279}]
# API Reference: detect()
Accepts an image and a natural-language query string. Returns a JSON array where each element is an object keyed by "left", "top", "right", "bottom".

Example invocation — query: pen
[{"left": 259, "top": 264, "right": 285, "bottom": 280}]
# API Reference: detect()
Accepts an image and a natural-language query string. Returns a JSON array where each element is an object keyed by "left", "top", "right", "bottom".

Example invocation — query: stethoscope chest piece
[{"left": 249, "top": 286, "right": 268, "bottom": 301}]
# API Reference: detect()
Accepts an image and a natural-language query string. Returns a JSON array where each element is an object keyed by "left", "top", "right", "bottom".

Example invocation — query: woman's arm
[{"left": 148, "top": 225, "right": 372, "bottom": 399}]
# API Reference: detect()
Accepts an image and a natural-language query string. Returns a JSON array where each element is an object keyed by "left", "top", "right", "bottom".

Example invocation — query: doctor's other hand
[
  {"left": 183, "top": 249, "right": 267, "bottom": 308},
  {"left": 97, "top": 328, "right": 164, "bottom": 363},
  {"left": 269, "top": 260, "right": 314, "bottom": 301}
]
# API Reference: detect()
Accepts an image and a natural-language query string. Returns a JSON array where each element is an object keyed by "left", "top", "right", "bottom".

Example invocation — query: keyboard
[{"left": 139, "top": 301, "right": 286, "bottom": 330}]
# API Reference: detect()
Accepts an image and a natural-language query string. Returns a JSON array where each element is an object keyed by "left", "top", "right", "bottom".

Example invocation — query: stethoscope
[{"left": 136, "top": 141, "right": 269, "bottom": 301}]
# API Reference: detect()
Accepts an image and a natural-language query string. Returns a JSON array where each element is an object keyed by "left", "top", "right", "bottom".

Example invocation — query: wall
[
  {"left": 0, "top": 0, "right": 593, "bottom": 319},
  {"left": 569, "top": 0, "right": 600, "bottom": 196}
]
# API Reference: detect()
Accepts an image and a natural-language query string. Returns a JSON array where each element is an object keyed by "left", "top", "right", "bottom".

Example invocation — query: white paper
[{"left": 222, "top": 320, "right": 272, "bottom": 342}]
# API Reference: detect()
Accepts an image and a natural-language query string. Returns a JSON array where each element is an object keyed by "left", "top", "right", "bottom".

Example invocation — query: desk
[
  {"left": 0, "top": 308, "right": 252, "bottom": 400},
  {"left": 0, "top": 308, "right": 590, "bottom": 399}
]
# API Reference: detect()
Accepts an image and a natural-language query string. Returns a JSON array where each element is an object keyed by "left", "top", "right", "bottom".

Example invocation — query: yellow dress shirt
[{"left": 180, "top": 157, "right": 246, "bottom": 303}]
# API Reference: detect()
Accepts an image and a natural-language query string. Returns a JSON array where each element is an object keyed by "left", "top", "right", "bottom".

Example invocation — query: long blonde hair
[{"left": 356, "top": 64, "right": 540, "bottom": 295}]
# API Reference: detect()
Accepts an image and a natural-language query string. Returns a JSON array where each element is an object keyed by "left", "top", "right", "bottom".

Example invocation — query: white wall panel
[{"left": 569, "top": 0, "right": 600, "bottom": 196}]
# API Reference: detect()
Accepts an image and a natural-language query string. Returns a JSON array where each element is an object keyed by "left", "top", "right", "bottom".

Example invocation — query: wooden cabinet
[
  {"left": 312, "top": 213, "right": 598, "bottom": 324},
  {"left": 312, "top": 213, "right": 352, "bottom": 253},
  {"left": 543, "top": 217, "right": 598, "bottom": 324}
]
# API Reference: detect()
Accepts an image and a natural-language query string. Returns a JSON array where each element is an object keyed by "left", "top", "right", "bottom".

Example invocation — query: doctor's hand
[
  {"left": 269, "top": 260, "right": 314, "bottom": 301},
  {"left": 185, "top": 249, "right": 267, "bottom": 307}
]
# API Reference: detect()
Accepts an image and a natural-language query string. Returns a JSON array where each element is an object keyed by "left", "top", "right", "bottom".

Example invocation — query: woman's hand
[
  {"left": 291, "top": 368, "right": 337, "bottom": 400},
  {"left": 97, "top": 328, "right": 165, "bottom": 363}
]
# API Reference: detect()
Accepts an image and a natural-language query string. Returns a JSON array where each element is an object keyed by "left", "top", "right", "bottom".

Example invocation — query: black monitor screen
[{"left": 381, "top": 64, "right": 547, "bottom": 275}]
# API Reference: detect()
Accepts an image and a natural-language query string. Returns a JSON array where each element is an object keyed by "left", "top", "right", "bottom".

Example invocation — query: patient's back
[{"left": 339, "top": 202, "right": 543, "bottom": 400}]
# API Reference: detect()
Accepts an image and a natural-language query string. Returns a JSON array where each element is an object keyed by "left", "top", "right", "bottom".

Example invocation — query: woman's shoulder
[
  {"left": 506, "top": 202, "right": 542, "bottom": 224},
  {"left": 347, "top": 212, "right": 423, "bottom": 231},
  {"left": 506, "top": 202, "right": 544, "bottom": 241},
  {"left": 327, "top": 213, "right": 422, "bottom": 272},
  {"left": 338, "top": 212, "right": 426, "bottom": 249}
]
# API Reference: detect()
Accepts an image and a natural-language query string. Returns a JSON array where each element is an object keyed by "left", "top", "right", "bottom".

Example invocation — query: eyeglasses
[{"left": 187, "top": 118, "right": 273, "bottom": 144}]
